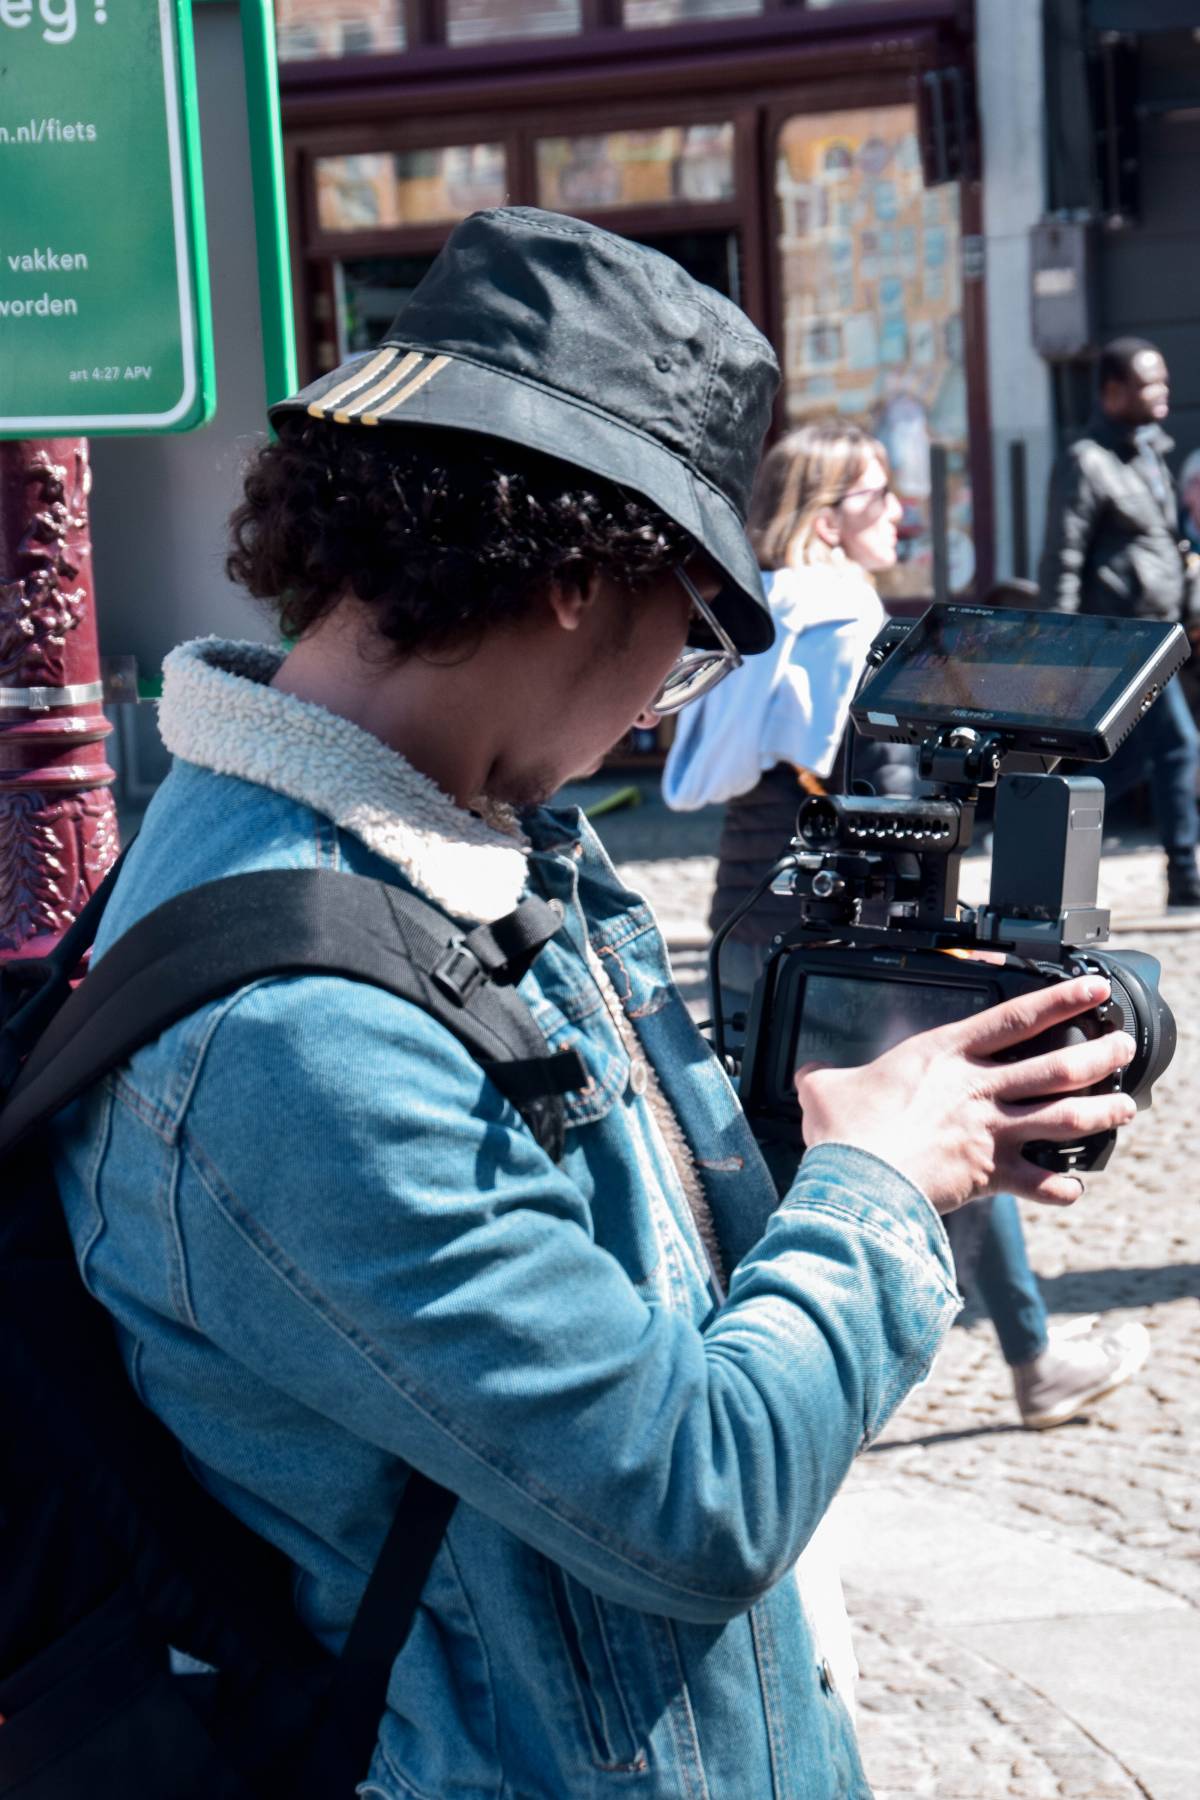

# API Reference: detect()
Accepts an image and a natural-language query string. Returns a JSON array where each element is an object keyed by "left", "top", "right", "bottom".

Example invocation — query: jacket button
[
  {"left": 628, "top": 1058, "right": 649, "bottom": 1097},
  {"left": 819, "top": 1657, "right": 836, "bottom": 1694},
  {"left": 547, "top": 898, "right": 565, "bottom": 923}
]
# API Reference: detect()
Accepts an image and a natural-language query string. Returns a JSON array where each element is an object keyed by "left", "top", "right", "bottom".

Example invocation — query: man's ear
[{"left": 545, "top": 565, "right": 601, "bottom": 633}]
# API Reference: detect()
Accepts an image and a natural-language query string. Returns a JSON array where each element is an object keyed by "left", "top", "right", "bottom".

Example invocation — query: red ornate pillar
[{"left": 0, "top": 440, "right": 118, "bottom": 962}]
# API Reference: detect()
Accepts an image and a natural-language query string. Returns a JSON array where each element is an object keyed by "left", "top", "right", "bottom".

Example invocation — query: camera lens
[{"left": 1090, "top": 949, "right": 1176, "bottom": 1105}]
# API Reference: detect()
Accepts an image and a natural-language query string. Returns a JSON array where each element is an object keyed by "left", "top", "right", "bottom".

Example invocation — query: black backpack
[{"left": 0, "top": 859, "right": 585, "bottom": 1799}]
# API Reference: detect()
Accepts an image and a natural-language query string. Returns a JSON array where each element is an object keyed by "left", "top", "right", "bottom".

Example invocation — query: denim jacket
[{"left": 54, "top": 641, "right": 959, "bottom": 1800}]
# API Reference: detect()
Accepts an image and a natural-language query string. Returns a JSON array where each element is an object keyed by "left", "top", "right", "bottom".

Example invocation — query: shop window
[
  {"left": 633, "top": 229, "right": 741, "bottom": 305},
  {"left": 335, "top": 255, "right": 439, "bottom": 357},
  {"left": 314, "top": 144, "right": 508, "bottom": 232},
  {"left": 775, "top": 103, "right": 972, "bottom": 598},
  {"left": 624, "top": 0, "right": 761, "bottom": 24},
  {"left": 275, "top": 0, "right": 405, "bottom": 61},
  {"left": 536, "top": 124, "right": 735, "bottom": 212},
  {"left": 446, "top": 0, "right": 581, "bottom": 44}
]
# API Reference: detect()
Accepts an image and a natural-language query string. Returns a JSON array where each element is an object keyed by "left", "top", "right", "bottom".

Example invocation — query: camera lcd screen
[
  {"left": 853, "top": 606, "right": 1177, "bottom": 737},
  {"left": 792, "top": 973, "right": 992, "bottom": 1073}
]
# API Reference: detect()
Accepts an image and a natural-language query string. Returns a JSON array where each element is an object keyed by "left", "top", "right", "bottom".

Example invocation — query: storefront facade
[{"left": 276, "top": 0, "right": 986, "bottom": 606}]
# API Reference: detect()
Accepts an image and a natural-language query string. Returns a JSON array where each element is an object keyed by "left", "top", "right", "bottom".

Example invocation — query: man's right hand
[{"left": 794, "top": 975, "right": 1137, "bottom": 1214}]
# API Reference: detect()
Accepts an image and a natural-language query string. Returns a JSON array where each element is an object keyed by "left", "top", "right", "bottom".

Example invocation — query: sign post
[
  {"left": 236, "top": 0, "right": 296, "bottom": 408},
  {"left": 0, "top": 439, "right": 117, "bottom": 958},
  {"left": 0, "top": 0, "right": 217, "bottom": 955}
]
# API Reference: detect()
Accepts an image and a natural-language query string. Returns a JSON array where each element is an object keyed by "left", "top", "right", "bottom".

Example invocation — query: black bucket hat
[{"left": 271, "top": 207, "right": 780, "bottom": 655}]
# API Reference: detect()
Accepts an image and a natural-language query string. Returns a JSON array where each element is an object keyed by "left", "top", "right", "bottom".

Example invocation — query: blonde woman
[{"left": 664, "top": 417, "right": 905, "bottom": 1008}]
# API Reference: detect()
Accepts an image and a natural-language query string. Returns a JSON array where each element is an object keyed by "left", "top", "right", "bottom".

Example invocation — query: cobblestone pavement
[
  {"left": 846, "top": 1595, "right": 1150, "bottom": 1800},
  {"left": 611, "top": 829, "right": 1198, "bottom": 1800},
  {"left": 838, "top": 916, "right": 1199, "bottom": 1800}
]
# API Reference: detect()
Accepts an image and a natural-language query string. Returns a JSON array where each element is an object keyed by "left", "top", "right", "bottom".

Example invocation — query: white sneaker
[{"left": 1012, "top": 1319, "right": 1150, "bottom": 1430}]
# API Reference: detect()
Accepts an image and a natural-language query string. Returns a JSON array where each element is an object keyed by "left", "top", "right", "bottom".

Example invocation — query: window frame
[
  {"left": 297, "top": 99, "right": 766, "bottom": 321},
  {"left": 346, "top": 0, "right": 934, "bottom": 57}
]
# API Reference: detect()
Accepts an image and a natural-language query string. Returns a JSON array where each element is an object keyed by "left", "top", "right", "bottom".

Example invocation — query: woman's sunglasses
[{"left": 835, "top": 480, "right": 895, "bottom": 513}]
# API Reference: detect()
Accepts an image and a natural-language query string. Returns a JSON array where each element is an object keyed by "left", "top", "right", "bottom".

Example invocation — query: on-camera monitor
[{"left": 853, "top": 605, "right": 1181, "bottom": 740}]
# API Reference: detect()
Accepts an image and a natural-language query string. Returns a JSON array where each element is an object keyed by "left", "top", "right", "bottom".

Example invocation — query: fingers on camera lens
[
  {"left": 1007, "top": 1091, "right": 1136, "bottom": 1139},
  {"left": 990, "top": 1030, "right": 1135, "bottom": 1103}
]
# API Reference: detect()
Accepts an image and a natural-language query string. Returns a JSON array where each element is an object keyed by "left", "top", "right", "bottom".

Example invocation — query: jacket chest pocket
[{"left": 526, "top": 986, "right": 630, "bottom": 1127}]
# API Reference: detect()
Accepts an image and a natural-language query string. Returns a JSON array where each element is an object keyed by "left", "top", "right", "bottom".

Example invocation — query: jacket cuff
[{"left": 785, "top": 1140, "right": 955, "bottom": 1289}]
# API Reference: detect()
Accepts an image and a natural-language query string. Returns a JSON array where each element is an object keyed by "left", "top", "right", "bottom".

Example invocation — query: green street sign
[{"left": 0, "top": 0, "right": 214, "bottom": 434}]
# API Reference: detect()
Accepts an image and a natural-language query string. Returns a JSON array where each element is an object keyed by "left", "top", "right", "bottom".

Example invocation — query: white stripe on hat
[
  {"left": 336, "top": 352, "right": 425, "bottom": 424},
  {"left": 306, "top": 347, "right": 399, "bottom": 420},
  {"left": 365, "top": 356, "right": 452, "bottom": 425}
]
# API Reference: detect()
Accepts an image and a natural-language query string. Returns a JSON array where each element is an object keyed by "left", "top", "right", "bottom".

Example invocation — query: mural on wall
[{"left": 775, "top": 103, "right": 973, "bottom": 597}]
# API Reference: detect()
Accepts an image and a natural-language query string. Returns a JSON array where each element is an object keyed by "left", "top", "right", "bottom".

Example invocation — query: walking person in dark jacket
[{"left": 1039, "top": 336, "right": 1200, "bottom": 907}]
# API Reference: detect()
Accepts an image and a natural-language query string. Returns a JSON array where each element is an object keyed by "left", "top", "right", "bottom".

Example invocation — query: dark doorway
[
  {"left": 337, "top": 254, "right": 438, "bottom": 356},
  {"left": 630, "top": 228, "right": 741, "bottom": 305}
]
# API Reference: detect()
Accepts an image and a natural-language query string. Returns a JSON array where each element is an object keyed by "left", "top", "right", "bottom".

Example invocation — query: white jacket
[{"left": 663, "top": 562, "right": 885, "bottom": 810}]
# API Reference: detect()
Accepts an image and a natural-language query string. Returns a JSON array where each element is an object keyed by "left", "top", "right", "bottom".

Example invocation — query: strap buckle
[{"left": 431, "top": 941, "right": 486, "bottom": 1005}]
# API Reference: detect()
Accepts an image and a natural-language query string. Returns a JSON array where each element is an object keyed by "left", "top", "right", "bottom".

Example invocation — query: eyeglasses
[
  {"left": 835, "top": 480, "right": 894, "bottom": 514},
  {"left": 648, "top": 566, "right": 743, "bottom": 717}
]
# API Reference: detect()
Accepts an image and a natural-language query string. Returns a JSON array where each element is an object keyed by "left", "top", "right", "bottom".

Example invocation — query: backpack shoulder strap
[
  {"left": 323, "top": 1467, "right": 458, "bottom": 1774},
  {"left": 0, "top": 869, "right": 586, "bottom": 1160},
  {"left": 0, "top": 866, "right": 591, "bottom": 1780},
  {"left": 0, "top": 844, "right": 130, "bottom": 1090}
]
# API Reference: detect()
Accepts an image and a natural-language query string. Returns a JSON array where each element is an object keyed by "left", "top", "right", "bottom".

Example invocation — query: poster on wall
[{"left": 775, "top": 103, "right": 973, "bottom": 597}]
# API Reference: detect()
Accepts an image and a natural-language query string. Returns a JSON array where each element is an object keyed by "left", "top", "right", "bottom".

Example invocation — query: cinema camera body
[{"left": 719, "top": 604, "right": 1188, "bottom": 1175}]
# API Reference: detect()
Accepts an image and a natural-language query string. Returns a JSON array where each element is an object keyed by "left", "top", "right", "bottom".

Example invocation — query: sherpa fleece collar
[{"left": 158, "top": 638, "right": 530, "bottom": 924}]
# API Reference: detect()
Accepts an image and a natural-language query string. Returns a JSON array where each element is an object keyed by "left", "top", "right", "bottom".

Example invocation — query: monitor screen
[
  {"left": 792, "top": 972, "right": 992, "bottom": 1072},
  {"left": 854, "top": 607, "right": 1175, "bottom": 735}
]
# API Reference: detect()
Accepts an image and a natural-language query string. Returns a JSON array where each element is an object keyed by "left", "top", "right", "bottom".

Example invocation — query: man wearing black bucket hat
[{"left": 53, "top": 209, "right": 1136, "bottom": 1797}]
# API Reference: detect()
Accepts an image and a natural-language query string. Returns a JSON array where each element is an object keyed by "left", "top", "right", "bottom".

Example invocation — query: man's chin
[{"left": 488, "top": 748, "right": 615, "bottom": 809}]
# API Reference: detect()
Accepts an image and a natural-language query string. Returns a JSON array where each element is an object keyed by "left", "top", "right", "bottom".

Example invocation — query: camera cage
[{"left": 708, "top": 606, "right": 1185, "bottom": 1172}]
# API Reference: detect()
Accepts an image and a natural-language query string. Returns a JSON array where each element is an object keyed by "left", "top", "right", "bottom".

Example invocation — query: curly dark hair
[{"left": 227, "top": 417, "right": 696, "bottom": 657}]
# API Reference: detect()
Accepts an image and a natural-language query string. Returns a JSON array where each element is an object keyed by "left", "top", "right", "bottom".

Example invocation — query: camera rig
[{"left": 714, "top": 605, "right": 1187, "bottom": 1175}]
